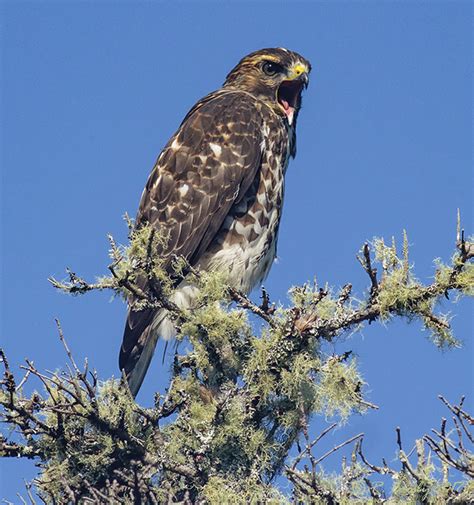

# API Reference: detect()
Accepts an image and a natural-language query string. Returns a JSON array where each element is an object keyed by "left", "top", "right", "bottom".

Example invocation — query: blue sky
[{"left": 1, "top": 0, "right": 472, "bottom": 499}]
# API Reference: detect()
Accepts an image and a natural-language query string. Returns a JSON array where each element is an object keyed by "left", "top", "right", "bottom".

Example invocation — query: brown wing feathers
[{"left": 119, "top": 92, "right": 263, "bottom": 394}]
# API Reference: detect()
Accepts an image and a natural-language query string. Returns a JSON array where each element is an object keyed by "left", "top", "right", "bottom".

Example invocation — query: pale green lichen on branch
[{"left": 1, "top": 214, "right": 472, "bottom": 503}]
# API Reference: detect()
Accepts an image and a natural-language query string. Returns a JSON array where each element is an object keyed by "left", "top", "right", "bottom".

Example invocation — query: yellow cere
[{"left": 288, "top": 63, "right": 308, "bottom": 80}]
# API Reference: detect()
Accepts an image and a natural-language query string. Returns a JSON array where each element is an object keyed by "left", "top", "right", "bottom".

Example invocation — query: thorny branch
[
  {"left": 423, "top": 395, "right": 474, "bottom": 478},
  {"left": 49, "top": 213, "right": 472, "bottom": 350},
  {"left": 288, "top": 397, "right": 473, "bottom": 502},
  {"left": 357, "top": 243, "right": 378, "bottom": 300},
  {"left": 0, "top": 328, "right": 197, "bottom": 502},
  {"left": 227, "top": 286, "right": 276, "bottom": 326},
  {"left": 1, "top": 213, "right": 472, "bottom": 502},
  {"left": 297, "top": 224, "right": 472, "bottom": 342}
]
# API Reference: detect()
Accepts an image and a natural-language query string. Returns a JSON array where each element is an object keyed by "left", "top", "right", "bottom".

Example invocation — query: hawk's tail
[
  {"left": 119, "top": 308, "right": 174, "bottom": 397},
  {"left": 119, "top": 282, "right": 198, "bottom": 397}
]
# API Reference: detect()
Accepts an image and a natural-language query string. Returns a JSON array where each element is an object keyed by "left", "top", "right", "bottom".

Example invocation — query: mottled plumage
[{"left": 120, "top": 48, "right": 311, "bottom": 396}]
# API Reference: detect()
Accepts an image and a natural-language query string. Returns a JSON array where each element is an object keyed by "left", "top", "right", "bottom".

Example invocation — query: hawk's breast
[{"left": 197, "top": 108, "right": 291, "bottom": 294}]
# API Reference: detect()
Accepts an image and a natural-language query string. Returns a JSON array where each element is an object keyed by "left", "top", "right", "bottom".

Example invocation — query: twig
[
  {"left": 15, "top": 368, "right": 32, "bottom": 392},
  {"left": 356, "top": 243, "right": 378, "bottom": 299},
  {"left": 228, "top": 287, "right": 276, "bottom": 326},
  {"left": 456, "top": 209, "right": 474, "bottom": 261},
  {"left": 396, "top": 426, "right": 403, "bottom": 452},
  {"left": 439, "top": 395, "right": 474, "bottom": 426},
  {"left": 291, "top": 423, "right": 337, "bottom": 470},
  {"left": 259, "top": 286, "right": 275, "bottom": 315},
  {"left": 313, "top": 433, "right": 364, "bottom": 466},
  {"left": 55, "top": 319, "right": 81, "bottom": 376},
  {"left": 357, "top": 439, "right": 395, "bottom": 476},
  {"left": 337, "top": 283, "right": 352, "bottom": 308}
]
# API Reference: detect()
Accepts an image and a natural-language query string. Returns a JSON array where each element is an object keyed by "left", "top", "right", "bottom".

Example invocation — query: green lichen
[
  {"left": 3, "top": 223, "right": 472, "bottom": 502},
  {"left": 315, "top": 357, "right": 366, "bottom": 420},
  {"left": 202, "top": 475, "right": 286, "bottom": 504}
]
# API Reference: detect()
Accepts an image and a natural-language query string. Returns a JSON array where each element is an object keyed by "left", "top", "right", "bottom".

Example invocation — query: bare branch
[
  {"left": 313, "top": 433, "right": 364, "bottom": 466},
  {"left": 228, "top": 287, "right": 276, "bottom": 326},
  {"left": 356, "top": 243, "right": 378, "bottom": 299}
]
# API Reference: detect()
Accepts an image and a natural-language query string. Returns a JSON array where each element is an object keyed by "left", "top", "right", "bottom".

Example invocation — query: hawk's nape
[{"left": 119, "top": 48, "right": 311, "bottom": 397}]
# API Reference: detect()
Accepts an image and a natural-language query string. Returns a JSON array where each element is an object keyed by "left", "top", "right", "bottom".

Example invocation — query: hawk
[{"left": 120, "top": 48, "right": 311, "bottom": 396}]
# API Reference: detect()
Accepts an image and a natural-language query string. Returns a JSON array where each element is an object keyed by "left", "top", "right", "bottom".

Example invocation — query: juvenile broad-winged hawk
[{"left": 120, "top": 48, "right": 311, "bottom": 396}]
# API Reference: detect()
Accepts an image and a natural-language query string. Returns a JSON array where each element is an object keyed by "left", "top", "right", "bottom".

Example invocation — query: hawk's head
[{"left": 224, "top": 47, "right": 311, "bottom": 126}]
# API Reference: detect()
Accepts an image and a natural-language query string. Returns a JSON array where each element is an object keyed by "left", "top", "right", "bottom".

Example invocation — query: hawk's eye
[{"left": 262, "top": 61, "right": 282, "bottom": 76}]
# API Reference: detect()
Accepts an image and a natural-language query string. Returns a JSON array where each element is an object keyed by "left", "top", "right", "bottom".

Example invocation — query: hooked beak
[
  {"left": 277, "top": 72, "right": 308, "bottom": 125},
  {"left": 300, "top": 72, "right": 309, "bottom": 88}
]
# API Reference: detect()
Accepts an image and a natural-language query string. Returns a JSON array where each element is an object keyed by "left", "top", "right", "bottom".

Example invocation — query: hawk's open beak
[{"left": 277, "top": 74, "right": 308, "bottom": 126}]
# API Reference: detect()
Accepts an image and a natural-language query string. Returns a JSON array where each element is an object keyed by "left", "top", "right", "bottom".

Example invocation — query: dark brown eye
[{"left": 262, "top": 61, "right": 282, "bottom": 76}]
